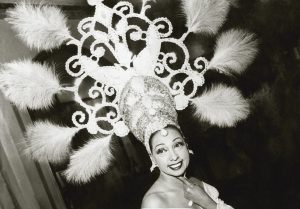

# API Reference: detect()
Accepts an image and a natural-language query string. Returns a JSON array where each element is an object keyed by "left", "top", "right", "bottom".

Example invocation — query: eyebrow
[
  {"left": 173, "top": 137, "right": 182, "bottom": 142},
  {"left": 154, "top": 137, "right": 182, "bottom": 149},
  {"left": 154, "top": 143, "right": 164, "bottom": 149}
]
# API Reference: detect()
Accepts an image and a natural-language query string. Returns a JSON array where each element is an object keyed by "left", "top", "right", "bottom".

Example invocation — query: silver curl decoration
[
  {"left": 97, "top": 103, "right": 120, "bottom": 122},
  {"left": 72, "top": 111, "right": 88, "bottom": 128},
  {"left": 89, "top": 84, "right": 106, "bottom": 102},
  {"left": 114, "top": 2, "right": 134, "bottom": 16},
  {"left": 127, "top": 25, "right": 145, "bottom": 41},
  {"left": 104, "top": 85, "right": 117, "bottom": 98},
  {"left": 172, "top": 81, "right": 185, "bottom": 94},
  {"left": 77, "top": 17, "right": 94, "bottom": 36},
  {"left": 65, "top": 56, "right": 84, "bottom": 77},
  {"left": 194, "top": 57, "right": 209, "bottom": 73},
  {"left": 161, "top": 38, "right": 190, "bottom": 71},
  {"left": 162, "top": 52, "right": 177, "bottom": 66},
  {"left": 152, "top": 17, "right": 173, "bottom": 38},
  {"left": 154, "top": 62, "right": 165, "bottom": 75}
]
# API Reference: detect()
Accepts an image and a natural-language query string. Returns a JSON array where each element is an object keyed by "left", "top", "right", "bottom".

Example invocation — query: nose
[{"left": 169, "top": 149, "right": 179, "bottom": 161}]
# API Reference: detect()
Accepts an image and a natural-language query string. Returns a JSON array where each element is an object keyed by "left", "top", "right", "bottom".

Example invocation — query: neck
[{"left": 157, "top": 172, "right": 185, "bottom": 190}]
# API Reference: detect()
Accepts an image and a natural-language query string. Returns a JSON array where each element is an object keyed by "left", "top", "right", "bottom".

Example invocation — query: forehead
[{"left": 151, "top": 127, "right": 183, "bottom": 146}]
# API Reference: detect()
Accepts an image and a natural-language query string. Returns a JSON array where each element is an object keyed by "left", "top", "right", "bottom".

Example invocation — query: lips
[{"left": 168, "top": 161, "right": 183, "bottom": 170}]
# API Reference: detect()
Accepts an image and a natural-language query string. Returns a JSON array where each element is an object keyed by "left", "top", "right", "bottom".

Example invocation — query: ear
[
  {"left": 149, "top": 153, "right": 156, "bottom": 164},
  {"left": 149, "top": 153, "right": 158, "bottom": 172},
  {"left": 185, "top": 142, "right": 189, "bottom": 149}
]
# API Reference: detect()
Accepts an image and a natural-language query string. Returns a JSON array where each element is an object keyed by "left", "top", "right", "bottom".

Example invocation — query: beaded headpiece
[
  {"left": 119, "top": 76, "right": 180, "bottom": 154},
  {"left": 0, "top": 0, "right": 258, "bottom": 183}
]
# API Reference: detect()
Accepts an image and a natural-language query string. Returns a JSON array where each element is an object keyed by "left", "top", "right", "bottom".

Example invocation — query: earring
[
  {"left": 186, "top": 143, "right": 194, "bottom": 155},
  {"left": 188, "top": 149, "right": 194, "bottom": 155}
]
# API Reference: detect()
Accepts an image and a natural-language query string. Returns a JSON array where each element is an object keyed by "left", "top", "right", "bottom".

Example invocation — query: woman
[
  {"left": 142, "top": 126, "right": 233, "bottom": 209},
  {"left": 1, "top": 0, "right": 257, "bottom": 208}
]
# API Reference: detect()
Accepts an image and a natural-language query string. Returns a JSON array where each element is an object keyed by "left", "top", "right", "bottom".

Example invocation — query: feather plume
[
  {"left": 25, "top": 121, "right": 79, "bottom": 164},
  {"left": 181, "top": 0, "right": 230, "bottom": 34},
  {"left": 64, "top": 136, "right": 113, "bottom": 183},
  {"left": 5, "top": 1, "right": 70, "bottom": 51},
  {"left": 191, "top": 85, "right": 250, "bottom": 127},
  {"left": 228, "top": 0, "right": 240, "bottom": 8},
  {"left": 0, "top": 60, "right": 61, "bottom": 109},
  {"left": 208, "top": 29, "right": 258, "bottom": 75}
]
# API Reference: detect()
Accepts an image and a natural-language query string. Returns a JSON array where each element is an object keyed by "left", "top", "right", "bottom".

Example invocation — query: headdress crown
[
  {"left": 64, "top": 0, "right": 211, "bottom": 138},
  {"left": 0, "top": 0, "right": 258, "bottom": 182}
]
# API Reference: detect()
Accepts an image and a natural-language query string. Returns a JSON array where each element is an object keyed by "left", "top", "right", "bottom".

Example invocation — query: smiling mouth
[{"left": 168, "top": 161, "right": 183, "bottom": 170}]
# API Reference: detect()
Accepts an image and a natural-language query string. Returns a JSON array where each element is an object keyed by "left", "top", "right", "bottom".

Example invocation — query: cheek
[
  {"left": 153, "top": 155, "right": 168, "bottom": 167},
  {"left": 179, "top": 148, "right": 190, "bottom": 163},
  {"left": 179, "top": 146, "right": 189, "bottom": 156}
]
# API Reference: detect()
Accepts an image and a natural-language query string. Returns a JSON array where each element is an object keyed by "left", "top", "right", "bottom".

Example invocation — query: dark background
[{"left": 29, "top": 0, "right": 300, "bottom": 208}]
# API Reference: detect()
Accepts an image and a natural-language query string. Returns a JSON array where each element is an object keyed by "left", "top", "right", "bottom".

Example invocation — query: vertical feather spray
[
  {"left": 25, "top": 121, "right": 79, "bottom": 164},
  {"left": 208, "top": 29, "right": 258, "bottom": 75},
  {"left": 191, "top": 84, "right": 250, "bottom": 127},
  {"left": 0, "top": 60, "right": 61, "bottom": 109},
  {"left": 64, "top": 135, "right": 113, "bottom": 183},
  {"left": 5, "top": 1, "right": 71, "bottom": 51},
  {"left": 181, "top": 0, "right": 230, "bottom": 35}
]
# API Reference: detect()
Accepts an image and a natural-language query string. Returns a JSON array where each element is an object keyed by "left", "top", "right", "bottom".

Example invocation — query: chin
[{"left": 167, "top": 170, "right": 185, "bottom": 177}]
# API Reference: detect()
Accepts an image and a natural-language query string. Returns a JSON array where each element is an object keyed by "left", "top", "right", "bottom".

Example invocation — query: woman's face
[{"left": 150, "top": 126, "right": 190, "bottom": 177}]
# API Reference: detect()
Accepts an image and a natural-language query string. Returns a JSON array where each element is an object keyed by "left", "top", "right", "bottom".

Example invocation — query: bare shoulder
[
  {"left": 141, "top": 192, "right": 166, "bottom": 208},
  {"left": 141, "top": 182, "right": 168, "bottom": 208}
]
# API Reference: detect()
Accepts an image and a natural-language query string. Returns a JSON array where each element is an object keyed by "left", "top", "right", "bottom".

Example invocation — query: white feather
[
  {"left": 25, "top": 121, "right": 79, "bottom": 164},
  {"left": 208, "top": 29, "right": 258, "bottom": 75},
  {"left": 64, "top": 135, "right": 113, "bottom": 183},
  {"left": 228, "top": 0, "right": 239, "bottom": 8},
  {"left": 0, "top": 60, "right": 61, "bottom": 109},
  {"left": 5, "top": 1, "right": 70, "bottom": 51},
  {"left": 191, "top": 84, "right": 250, "bottom": 127},
  {"left": 181, "top": 0, "right": 230, "bottom": 34}
]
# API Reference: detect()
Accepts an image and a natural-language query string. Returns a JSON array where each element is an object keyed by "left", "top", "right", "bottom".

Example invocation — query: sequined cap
[{"left": 119, "top": 76, "right": 180, "bottom": 153}]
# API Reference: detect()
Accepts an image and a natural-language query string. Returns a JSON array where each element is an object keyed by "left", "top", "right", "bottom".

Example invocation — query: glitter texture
[{"left": 119, "top": 76, "right": 180, "bottom": 153}]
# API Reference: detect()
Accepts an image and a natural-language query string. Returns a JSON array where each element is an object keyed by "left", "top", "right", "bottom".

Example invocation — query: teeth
[{"left": 169, "top": 162, "right": 182, "bottom": 169}]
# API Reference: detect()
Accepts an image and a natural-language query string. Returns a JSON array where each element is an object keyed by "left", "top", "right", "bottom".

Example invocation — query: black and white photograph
[{"left": 0, "top": 0, "right": 299, "bottom": 208}]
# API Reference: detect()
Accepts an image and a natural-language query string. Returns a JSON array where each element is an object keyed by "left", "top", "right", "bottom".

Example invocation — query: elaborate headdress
[{"left": 0, "top": 0, "right": 258, "bottom": 183}]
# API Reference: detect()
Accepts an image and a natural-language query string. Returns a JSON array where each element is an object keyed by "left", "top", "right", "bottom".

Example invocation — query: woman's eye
[
  {"left": 175, "top": 142, "right": 184, "bottom": 148},
  {"left": 156, "top": 148, "right": 166, "bottom": 155}
]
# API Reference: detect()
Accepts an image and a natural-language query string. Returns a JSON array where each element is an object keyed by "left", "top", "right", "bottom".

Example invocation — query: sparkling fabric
[{"left": 119, "top": 76, "right": 180, "bottom": 153}]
